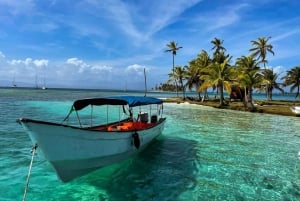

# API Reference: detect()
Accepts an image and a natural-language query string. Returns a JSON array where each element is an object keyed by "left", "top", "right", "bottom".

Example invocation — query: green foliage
[
  {"left": 155, "top": 83, "right": 183, "bottom": 91},
  {"left": 164, "top": 41, "right": 183, "bottom": 96},
  {"left": 282, "top": 66, "right": 300, "bottom": 98},
  {"left": 249, "top": 36, "right": 274, "bottom": 67},
  {"left": 159, "top": 37, "right": 299, "bottom": 102}
]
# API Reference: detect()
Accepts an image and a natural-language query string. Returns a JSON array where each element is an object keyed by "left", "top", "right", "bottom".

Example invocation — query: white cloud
[
  {"left": 141, "top": 0, "right": 203, "bottom": 38},
  {"left": 9, "top": 58, "right": 31, "bottom": 66},
  {"left": 2, "top": 1, "right": 300, "bottom": 90},
  {"left": 66, "top": 57, "right": 86, "bottom": 66},
  {"left": 33, "top": 59, "right": 49, "bottom": 67},
  {"left": 124, "top": 64, "right": 150, "bottom": 83},
  {"left": 9, "top": 58, "right": 48, "bottom": 68},
  {"left": 65, "top": 58, "right": 114, "bottom": 75},
  {"left": 24, "top": 58, "right": 32, "bottom": 66},
  {"left": 0, "top": 51, "right": 5, "bottom": 59},
  {"left": 204, "top": 3, "right": 249, "bottom": 31},
  {"left": 272, "top": 29, "right": 300, "bottom": 43},
  {"left": 91, "top": 65, "right": 113, "bottom": 72},
  {"left": 65, "top": 58, "right": 88, "bottom": 73},
  {"left": 126, "top": 64, "right": 146, "bottom": 73},
  {"left": 81, "top": 0, "right": 203, "bottom": 45},
  {"left": 8, "top": 59, "right": 18, "bottom": 65},
  {"left": 94, "top": 0, "right": 143, "bottom": 41}
]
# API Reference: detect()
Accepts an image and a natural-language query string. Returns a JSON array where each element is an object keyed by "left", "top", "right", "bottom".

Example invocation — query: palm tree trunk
[
  {"left": 269, "top": 87, "right": 273, "bottom": 100},
  {"left": 205, "top": 89, "right": 209, "bottom": 99},
  {"left": 196, "top": 83, "right": 201, "bottom": 100},
  {"left": 179, "top": 80, "right": 185, "bottom": 99},
  {"left": 263, "top": 62, "right": 270, "bottom": 101},
  {"left": 219, "top": 84, "right": 224, "bottom": 106},
  {"left": 248, "top": 88, "right": 255, "bottom": 111},
  {"left": 243, "top": 87, "right": 248, "bottom": 109},
  {"left": 172, "top": 55, "right": 178, "bottom": 97}
]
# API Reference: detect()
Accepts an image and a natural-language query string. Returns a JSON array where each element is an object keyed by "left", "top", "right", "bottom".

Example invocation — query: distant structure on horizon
[{"left": 12, "top": 76, "right": 17, "bottom": 88}]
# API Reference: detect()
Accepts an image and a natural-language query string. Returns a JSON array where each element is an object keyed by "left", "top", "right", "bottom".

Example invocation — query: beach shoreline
[{"left": 164, "top": 97, "right": 300, "bottom": 117}]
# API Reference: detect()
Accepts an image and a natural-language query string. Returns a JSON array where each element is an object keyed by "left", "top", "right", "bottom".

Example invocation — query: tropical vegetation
[
  {"left": 164, "top": 41, "right": 182, "bottom": 97},
  {"left": 282, "top": 66, "right": 300, "bottom": 98},
  {"left": 159, "top": 37, "right": 300, "bottom": 109},
  {"left": 235, "top": 55, "right": 262, "bottom": 110}
]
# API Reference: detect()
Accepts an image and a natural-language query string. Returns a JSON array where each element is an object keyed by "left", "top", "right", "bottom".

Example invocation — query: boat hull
[
  {"left": 18, "top": 118, "right": 166, "bottom": 182},
  {"left": 290, "top": 106, "right": 300, "bottom": 116}
]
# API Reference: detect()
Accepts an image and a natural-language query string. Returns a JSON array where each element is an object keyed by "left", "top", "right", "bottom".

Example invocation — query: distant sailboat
[
  {"left": 36, "top": 73, "right": 47, "bottom": 90},
  {"left": 11, "top": 75, "right": 17, "bottom": 88},
  {"left": 41, "top": 68, "right": 47, "bottom": 90},
  {"left": 42, "top": 78, "right": 47, "bottom": 90},
  {"left": 35, "top": 74, "right": 39, "bottom": 89}
]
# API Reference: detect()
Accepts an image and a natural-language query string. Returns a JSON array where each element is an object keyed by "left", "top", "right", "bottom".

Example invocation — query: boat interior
[{"left": 89, "top": 113, "right": 159, "bottom": 132}]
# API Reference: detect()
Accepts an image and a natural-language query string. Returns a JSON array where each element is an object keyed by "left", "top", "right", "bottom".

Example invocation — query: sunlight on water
[
  {"left": 164, "top": 103, "right": 300, "bottom": 200},
  {"left": 1, "top": 89, "right": 300, "bottom": 200}
]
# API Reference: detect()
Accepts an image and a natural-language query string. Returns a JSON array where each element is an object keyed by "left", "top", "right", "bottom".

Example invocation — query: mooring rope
[{"left": 23, "top": 143, "right": 38, "bottom": 201}]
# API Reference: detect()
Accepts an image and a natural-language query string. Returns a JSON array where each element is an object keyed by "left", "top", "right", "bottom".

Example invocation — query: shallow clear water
[{"left": 1, "top": 88, "right": 300, "bottom": 201}]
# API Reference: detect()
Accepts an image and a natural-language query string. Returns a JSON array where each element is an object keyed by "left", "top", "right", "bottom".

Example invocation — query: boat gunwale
[{"left": 17, "top": 117, "right": 166, "bottom": 132}]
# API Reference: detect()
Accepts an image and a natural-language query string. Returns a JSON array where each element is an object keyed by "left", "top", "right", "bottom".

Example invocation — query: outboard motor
[{"left": 132, "top": 132, "right": 140, "bottom": 149}]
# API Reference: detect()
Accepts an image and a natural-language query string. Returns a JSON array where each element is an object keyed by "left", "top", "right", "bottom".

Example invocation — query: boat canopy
[{"left": 73, "top": 96, "right": 163, "bottom": 111}]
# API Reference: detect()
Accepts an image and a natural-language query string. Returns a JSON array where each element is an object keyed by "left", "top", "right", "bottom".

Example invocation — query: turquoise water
[{"left": 1, "top": 88, "right": 300, "bottom": 201}]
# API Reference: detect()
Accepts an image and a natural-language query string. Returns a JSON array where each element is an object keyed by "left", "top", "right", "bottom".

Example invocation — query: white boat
[
  {"left": 17, "top": 96, "right": 166, "bottom": 182},
  {"left": 41, "top": 77, "right": 47, "bottom": 90},
  {"left": 290, "top": 106, "right": 300, "bottom": 116}
]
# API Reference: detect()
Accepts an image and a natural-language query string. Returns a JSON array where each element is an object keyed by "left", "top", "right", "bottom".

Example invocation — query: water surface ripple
[{"left": 1, "top": 88, "right": 300, "bottom": 201}]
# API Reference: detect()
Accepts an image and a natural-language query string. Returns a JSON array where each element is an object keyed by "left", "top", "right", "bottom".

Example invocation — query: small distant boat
[
  {"left": 290, "top": 106, "right": 300, "bottom": 116},
  {"left": 17, "top": 96, "right": 166, "bottom": 182},
  {"left": 41, "top": 78, "right": 47, "bottom": 90},
  {"left": 11, "top": 75, "right": 17, "bottom": 88}
]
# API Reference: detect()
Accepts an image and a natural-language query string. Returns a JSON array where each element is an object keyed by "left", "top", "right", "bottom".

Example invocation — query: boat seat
[
  {"left": 151, "top": 115, "right": 157, "bottom": 123},
  {"left": 107, "top": 121, "right": 155, "bottom": 131}
]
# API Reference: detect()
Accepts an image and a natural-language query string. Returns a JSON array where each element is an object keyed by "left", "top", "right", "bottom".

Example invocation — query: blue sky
[{"left": 0, "top": 0, "right": 300, "bottom": 90}]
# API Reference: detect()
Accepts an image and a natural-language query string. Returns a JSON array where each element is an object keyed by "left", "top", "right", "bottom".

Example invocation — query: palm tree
[
  {"left": 175, "top": 66, "right": 187, "bottom": 99},
  {"left": 185, "top": 60, "right": 202, "bottom": 100},
  {"left": 210, "top": 38, "right": 230, "bottom": 97},
  {"left": 186, "top": 50, "right": 211, "bottom": 100},
  {"left": 185, "top": 60, "right": 199, "bottom": 89},
  {"left": 249, "top": 37, "right": 275, "bottom": 100},
  {"left": 259, "top": 69, "right": 284, "bottom": 100},
  {"left": 200, "top": 56, "right": 235, "bottom": 106},
  {"left": 167, "top": 66, "right": 186, "bottom": 99},
  {"left": 235, "top": 55, "right": 262, "bottom": 110},
  {"left": 196, "top": 50, "right": 212, "bottom": 100},
  {"left": 211, "top": 37, "right": 226, "bottom": 57},
  {"left": 165, "top": 41, "right": 183, "bottom": 96},
  {"left": 282, "top": 66, "right": 300, "bottom": 99},
  {"left": 249, "top": 37, "right": 274, "bottom": 68}
]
